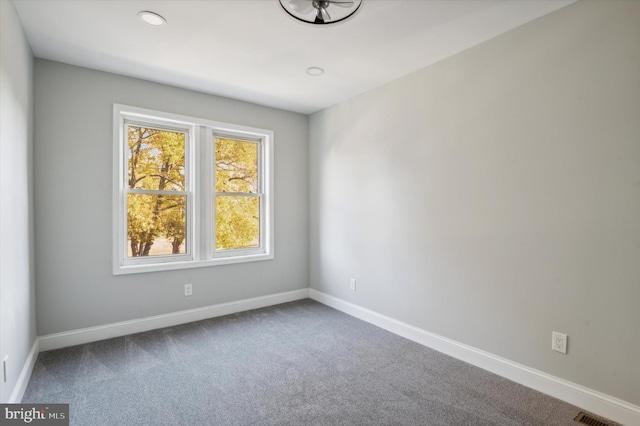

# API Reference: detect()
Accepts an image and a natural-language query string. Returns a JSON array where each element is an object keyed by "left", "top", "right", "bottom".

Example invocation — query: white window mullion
[
  {"left": 200, "top": 127, "right": 214, "bottom": 260},
  {"left": 192, "top": 126, "right": 202, "bottom": 261}
]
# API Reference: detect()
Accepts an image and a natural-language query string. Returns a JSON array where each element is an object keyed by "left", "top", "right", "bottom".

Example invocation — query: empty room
[{"left": 1, "top": 0, "right": 638, "bottom": 425}]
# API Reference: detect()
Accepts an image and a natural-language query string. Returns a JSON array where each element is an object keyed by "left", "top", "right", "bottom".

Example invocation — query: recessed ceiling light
[
  {"left": 138, "top": 11, "right": 166, "bottom": 27},
  {"left": 306, "top": 67, "right": 325, "bottom": 76}
]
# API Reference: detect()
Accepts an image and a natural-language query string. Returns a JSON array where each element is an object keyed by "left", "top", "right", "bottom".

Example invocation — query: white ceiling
[{"left": 13, "top": 0, "right": 576, "bottom": 114}]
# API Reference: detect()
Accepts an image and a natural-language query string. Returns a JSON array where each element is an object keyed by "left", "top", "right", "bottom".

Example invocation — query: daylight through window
[{"left": 113, "top": 105, "right": 274, "bottom": 274}]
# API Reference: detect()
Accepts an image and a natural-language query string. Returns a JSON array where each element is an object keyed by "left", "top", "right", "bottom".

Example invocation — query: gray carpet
[{"left": 22, "top": 299, "right": 609, "bottom": 425}]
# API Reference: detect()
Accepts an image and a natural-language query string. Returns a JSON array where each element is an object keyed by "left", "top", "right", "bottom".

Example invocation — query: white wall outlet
[
  {"left": 552, "top": 331, "right": 567, "bottom": 354},
  {"left": 184, "top": 283, "right": 193, "bottom": 297},
  {"left": 349, "top": 278, "right": 356, "bottom": 291}
]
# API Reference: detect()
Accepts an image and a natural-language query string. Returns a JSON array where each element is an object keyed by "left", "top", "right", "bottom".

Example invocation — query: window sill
[{"left": 113, "top": 253, "right": 274, "bottom": 275}]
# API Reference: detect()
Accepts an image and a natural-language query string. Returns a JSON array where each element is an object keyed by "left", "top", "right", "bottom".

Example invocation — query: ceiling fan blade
[
  {"left": 287, "top": 0, "right": 314, "bottom": 15},
  {"left": 326, "top": 1, "right": 355, "bottom": 7}
]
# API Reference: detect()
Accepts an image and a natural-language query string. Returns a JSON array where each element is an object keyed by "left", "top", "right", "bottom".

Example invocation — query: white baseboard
[
  {"left": 309, "top": 289, "right": 640, "bottom": 426},
  {"left": 39, "top": 288, "right": 310, "bottom": 352},
  {"left": 8, "top": 338, "right": 39, "bottom": 403}
]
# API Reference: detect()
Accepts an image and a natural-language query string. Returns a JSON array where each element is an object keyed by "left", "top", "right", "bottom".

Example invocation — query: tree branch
[{"left": 147, "top": 174, "right": 184, "bottom": 189}]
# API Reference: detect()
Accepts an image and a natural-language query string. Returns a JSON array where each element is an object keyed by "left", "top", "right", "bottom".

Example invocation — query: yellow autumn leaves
[
  {"left": 214, "top": 138, "right": 260, "bottom": 251},
  {"left": 126, "top": 126, "right": 259, "bottom": 257}
]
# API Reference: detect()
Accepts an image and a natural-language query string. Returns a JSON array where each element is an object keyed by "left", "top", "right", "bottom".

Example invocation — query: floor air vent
[{"left": 574, "top": 412, "right": 612, "bottom": 426}]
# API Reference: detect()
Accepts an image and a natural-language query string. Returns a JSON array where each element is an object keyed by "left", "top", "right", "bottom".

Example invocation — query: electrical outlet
[
  {"left": 552, "top": 331, "right": 567, "bottom": 354},
  {"left": 349, "top": 278, "right": 356, "bottom": 291},
  {"left": 184, "top": 283, "right": 193, "bottom": 297}
]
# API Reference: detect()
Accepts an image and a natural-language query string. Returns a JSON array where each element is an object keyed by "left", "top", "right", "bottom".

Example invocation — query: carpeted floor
[{"left": 23, "top": 299, "right": 610, "bottom": 425}]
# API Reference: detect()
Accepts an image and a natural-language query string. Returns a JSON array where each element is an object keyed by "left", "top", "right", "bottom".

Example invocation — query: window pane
[
  {"left": 215, "top": 137, "right": 258, "bottom": 193},
  {"left": 215, "top": 196, "right": 260, "bottom": 251},
  {"left": 127, "top": 194, "right": 186, "bottom": 257},
  {"left": 128, "top": 125, "right": 185, "bottom": 191}
]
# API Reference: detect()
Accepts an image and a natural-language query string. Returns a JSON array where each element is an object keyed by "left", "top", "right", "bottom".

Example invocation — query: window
[
  {"left": 113, "top": 104, "right": 274, "bottom": 274},
  {"left": 214, "top": 136, "right": 261, "bottom": 253}
]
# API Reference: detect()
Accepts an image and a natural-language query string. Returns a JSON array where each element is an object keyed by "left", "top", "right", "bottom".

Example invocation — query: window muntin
[{"left": 114, "top": 105, "right": 274, "bottom": 274}]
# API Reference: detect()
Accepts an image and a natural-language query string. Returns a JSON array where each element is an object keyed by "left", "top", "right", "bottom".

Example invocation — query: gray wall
[
  {"left": 309, "top": 0, "right": 640, "bottom": 406},
  {"left": 34, "top": 60, "right": 309, "bottom": 335},
  {"left": 0, "top": 0, "right": 37, "bottom": 402}
]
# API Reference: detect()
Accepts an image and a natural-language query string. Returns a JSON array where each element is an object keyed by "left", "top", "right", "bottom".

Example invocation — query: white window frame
[{"left": 113, "top": 104, "right": 274, "bottom": 275}]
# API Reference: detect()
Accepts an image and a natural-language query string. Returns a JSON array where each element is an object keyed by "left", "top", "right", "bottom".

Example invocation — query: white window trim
[{"left": 113, "top": 104, "right": 274, "bottom": 275}]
